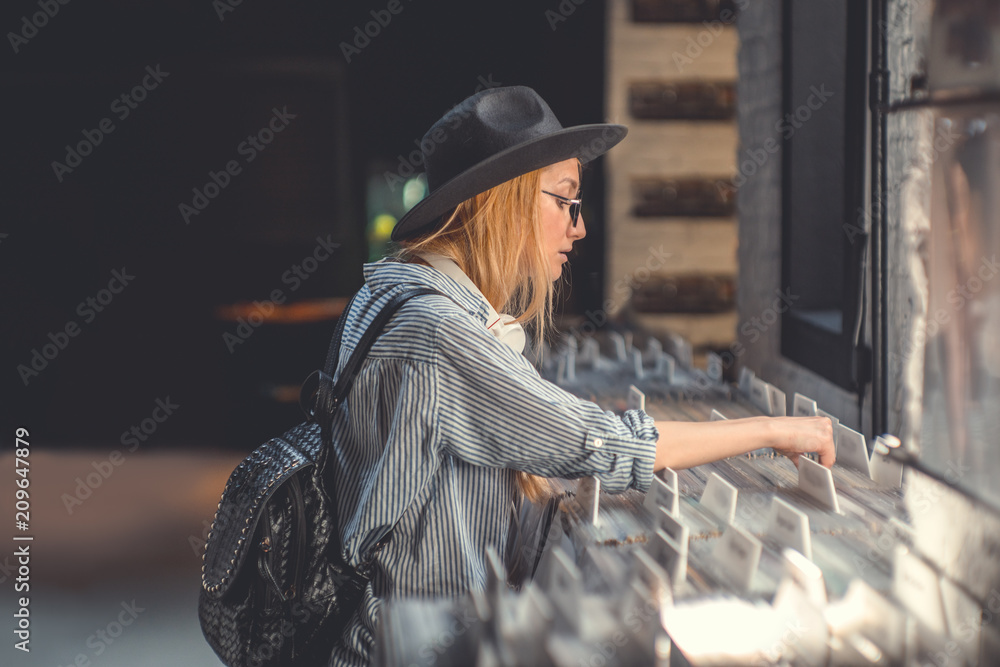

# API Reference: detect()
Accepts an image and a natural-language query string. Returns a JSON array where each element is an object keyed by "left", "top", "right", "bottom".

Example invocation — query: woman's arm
[{"left": 653, "top": 416, "right": 836, "bottom": 471}]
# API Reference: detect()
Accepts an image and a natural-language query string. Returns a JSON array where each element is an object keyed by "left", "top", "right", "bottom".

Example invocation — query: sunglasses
[{"left": 542, "top": 190, "right": 583, "bottom": 227}]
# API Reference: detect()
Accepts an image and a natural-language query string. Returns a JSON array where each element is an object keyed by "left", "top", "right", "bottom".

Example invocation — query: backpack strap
[
  {"left": 297, "top": 285, "right": 449, "bottom": 569},
  {"left": 299, "top": 286, "right": 446, "bottom": 430},
  {"left": 298, "top": 289, "right": 361, "bottom": 421},
  {"left": 327, "top": 287, "right": 443, "bottom": 416}
]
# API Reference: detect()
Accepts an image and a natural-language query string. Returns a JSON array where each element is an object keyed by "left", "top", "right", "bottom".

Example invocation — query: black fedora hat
[{"left": 390, "top": 86, "right": 627, "bottom": 241}]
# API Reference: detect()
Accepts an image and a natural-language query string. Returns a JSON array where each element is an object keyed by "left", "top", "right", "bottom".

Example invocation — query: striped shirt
[{"left": 326, "top": 258, "right": 659, "bottom": 665}]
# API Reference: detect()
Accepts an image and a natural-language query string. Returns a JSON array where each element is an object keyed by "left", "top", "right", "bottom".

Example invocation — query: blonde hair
[{"left": 395, "top": 166, "right": 561, "bottom": 503}]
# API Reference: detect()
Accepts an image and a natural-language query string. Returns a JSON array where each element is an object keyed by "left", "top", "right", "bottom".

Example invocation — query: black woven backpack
[{"left": 198, "top": 287, "right": 442, "bottom": 667}]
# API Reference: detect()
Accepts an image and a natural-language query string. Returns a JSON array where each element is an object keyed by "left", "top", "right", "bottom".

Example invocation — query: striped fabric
[{"left": 326, "top": 258, "right": 659, "bottom": 666}]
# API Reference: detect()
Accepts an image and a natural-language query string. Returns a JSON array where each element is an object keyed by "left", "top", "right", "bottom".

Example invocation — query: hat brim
[{"left": 390, "top": 123, "right": 627, "bottom": 241}]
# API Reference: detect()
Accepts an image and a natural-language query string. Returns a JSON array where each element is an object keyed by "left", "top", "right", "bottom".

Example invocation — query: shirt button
[{"left": 593, "top": 438, "right": 604, "bottom": 448}]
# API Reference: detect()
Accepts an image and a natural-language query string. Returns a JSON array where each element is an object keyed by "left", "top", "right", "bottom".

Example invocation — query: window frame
[{"left": 779, "top": 0, "right": 874, "bottom": 393}]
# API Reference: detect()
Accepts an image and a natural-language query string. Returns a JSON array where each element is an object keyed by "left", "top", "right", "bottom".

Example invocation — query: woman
[{"left": 326, "top": 86, "right": 834, "bottom": 665}]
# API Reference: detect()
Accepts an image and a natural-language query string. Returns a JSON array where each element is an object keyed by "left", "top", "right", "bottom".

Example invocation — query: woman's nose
[{"left": 571, "top": 213, "right": 586, "bottom": 240}]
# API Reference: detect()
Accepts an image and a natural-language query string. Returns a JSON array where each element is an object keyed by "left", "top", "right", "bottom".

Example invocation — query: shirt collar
[{"left": 362, "top": 256, "right": 526, "bottom": 354}]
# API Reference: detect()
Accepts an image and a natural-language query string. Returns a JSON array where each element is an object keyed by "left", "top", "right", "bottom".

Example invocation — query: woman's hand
[
  {"left": 653, "top": 416, "right": 836, "bottom": 471},
  {"left": 762, "top": 416, "right": 836, "bottom": 468}
]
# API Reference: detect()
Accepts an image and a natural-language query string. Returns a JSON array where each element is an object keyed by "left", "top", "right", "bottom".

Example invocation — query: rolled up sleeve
[{"left": 431, "top": 313, "right": 658, "bottom": 493}]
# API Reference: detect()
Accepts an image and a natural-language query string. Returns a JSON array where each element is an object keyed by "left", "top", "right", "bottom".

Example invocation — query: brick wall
[{"left": 604, "top": 0, "right": 739, "bottom": 352}]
